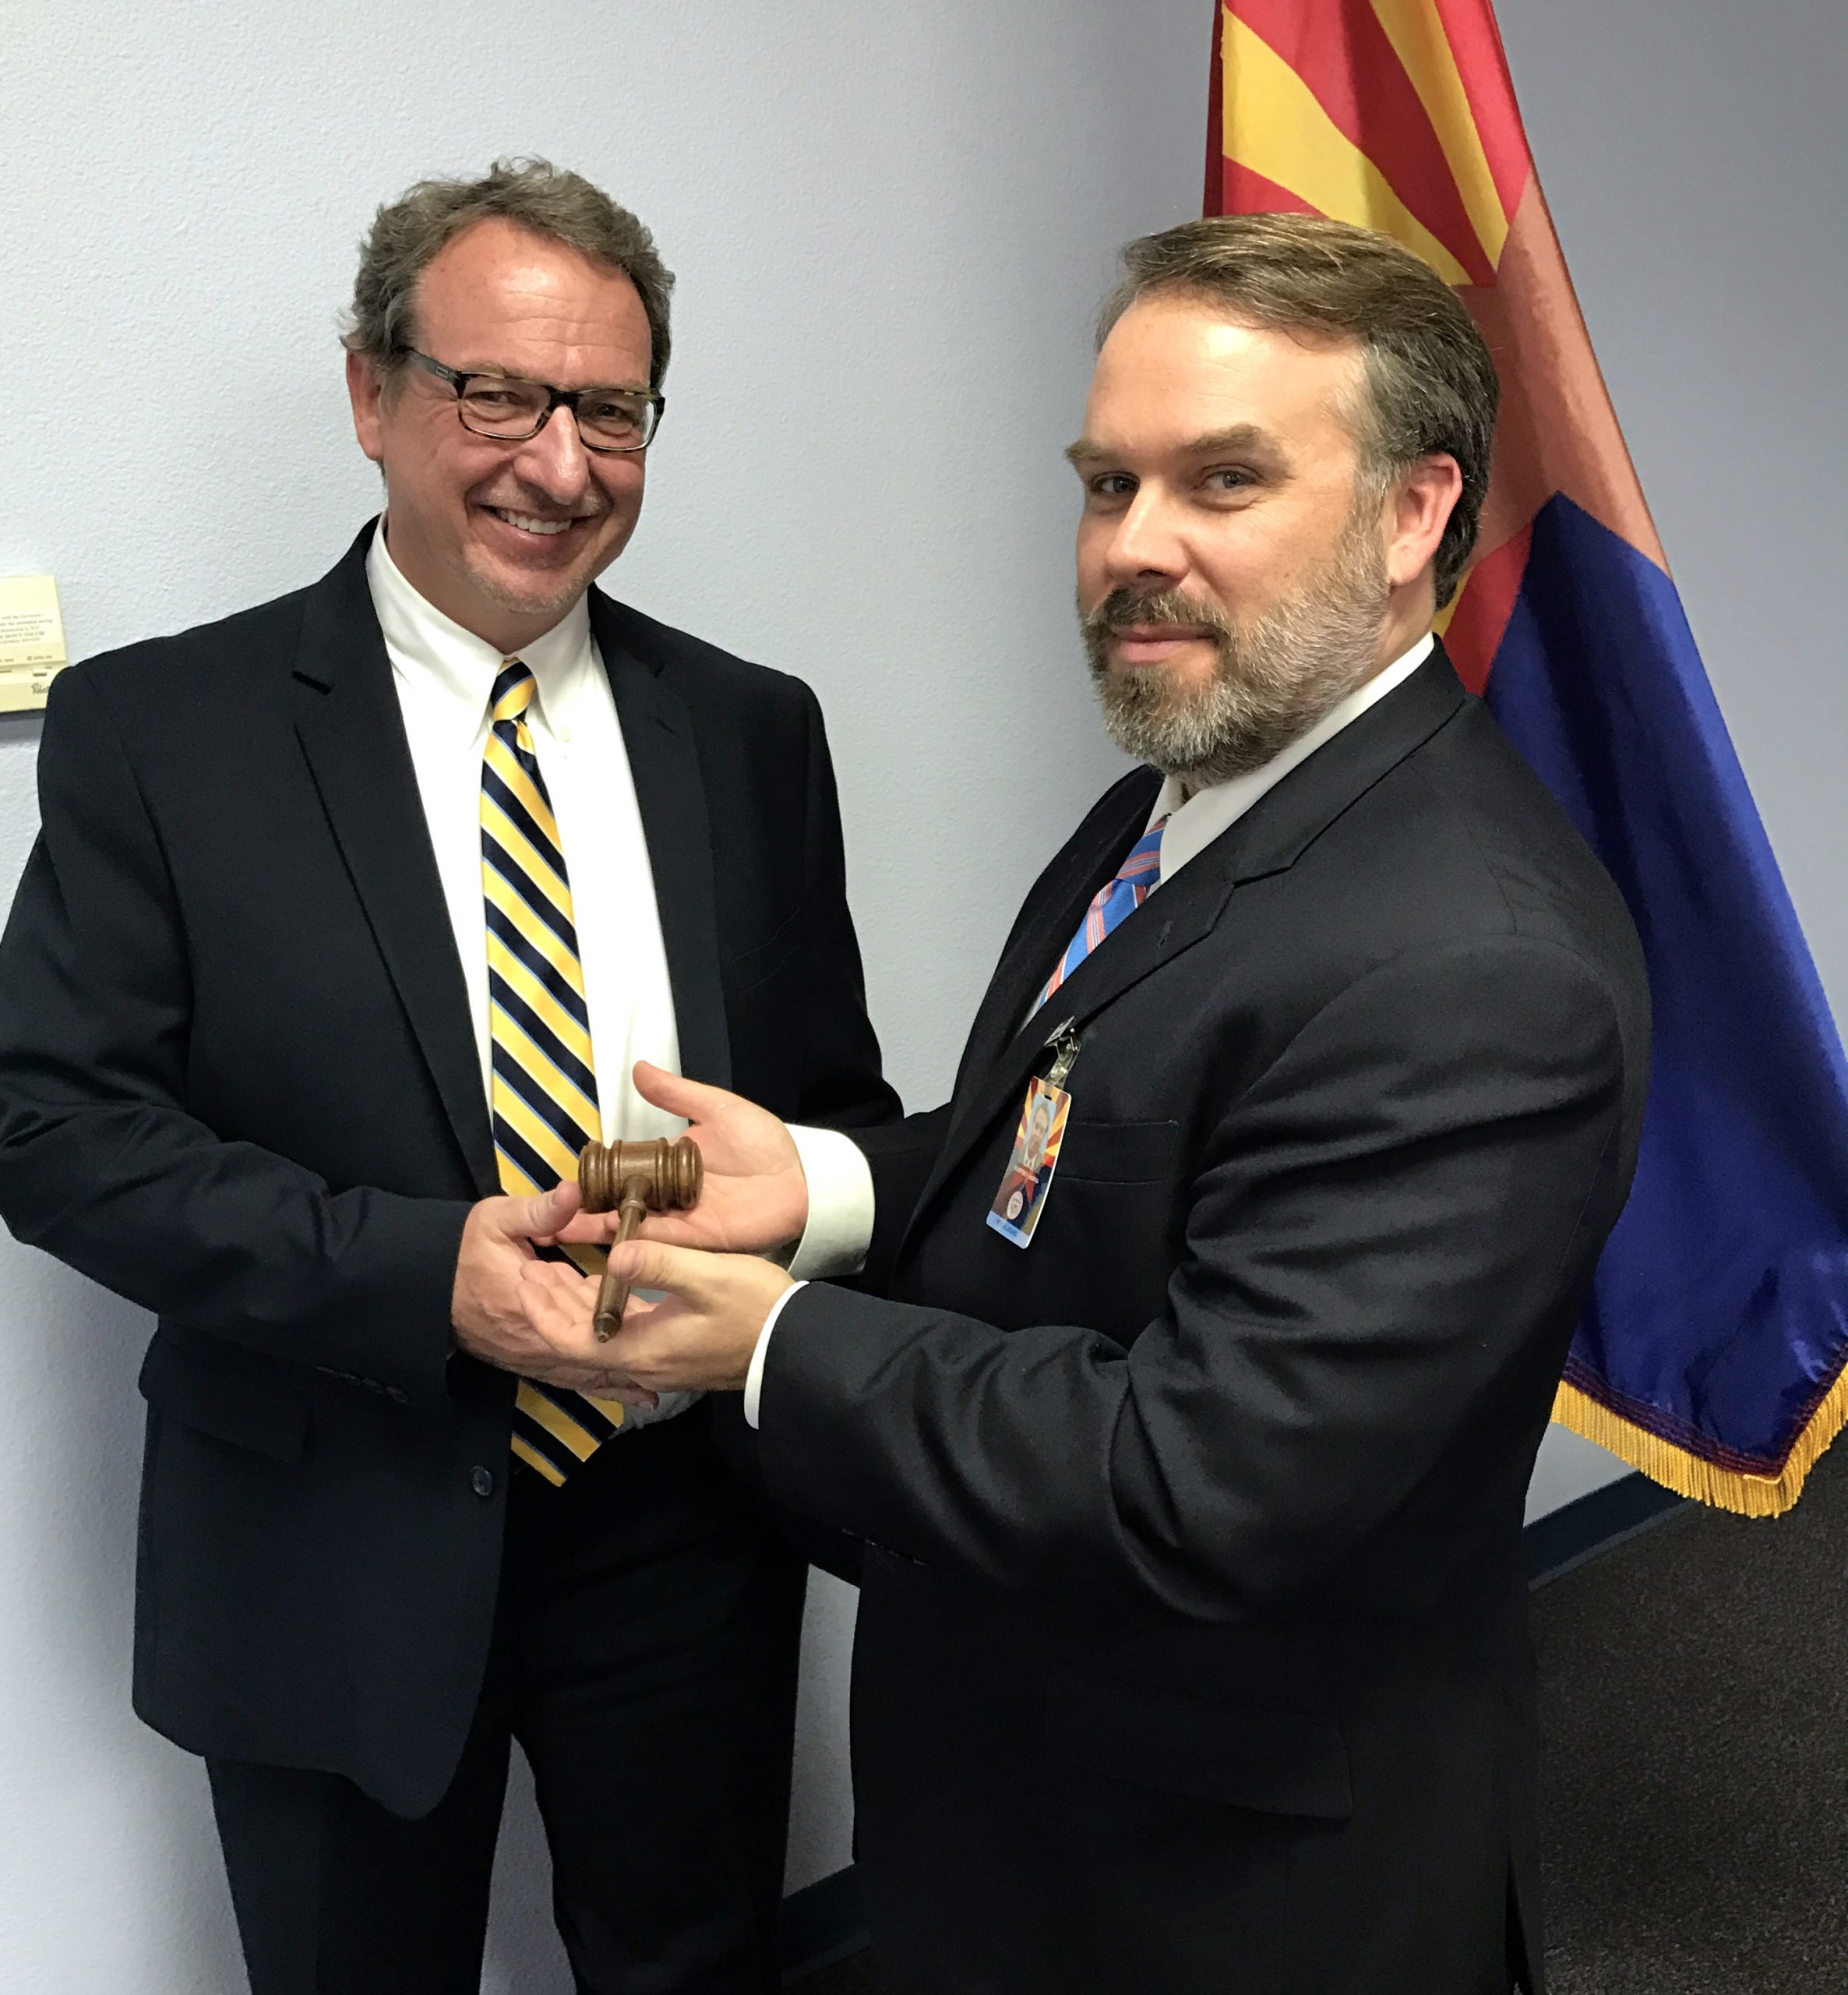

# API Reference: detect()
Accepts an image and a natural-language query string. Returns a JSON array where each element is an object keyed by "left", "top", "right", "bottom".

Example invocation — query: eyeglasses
[{"left": 404, "top": 350, "right": 664, "bottom": 454}]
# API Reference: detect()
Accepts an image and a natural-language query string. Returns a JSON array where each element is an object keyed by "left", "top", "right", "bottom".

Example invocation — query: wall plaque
[{"left": 0, "top": 575, "right": 68, "bottom": 713}]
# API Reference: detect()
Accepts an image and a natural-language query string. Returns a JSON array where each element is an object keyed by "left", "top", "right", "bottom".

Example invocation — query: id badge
[{"left": 986, "top": 1075, "right": 1072, "bottom": 1248}]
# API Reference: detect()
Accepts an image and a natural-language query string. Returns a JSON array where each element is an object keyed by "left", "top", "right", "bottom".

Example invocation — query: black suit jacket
[
  {"left": 756, "top": 651, "right": 1649, "bottom": 1995},
  {"left": 0, "top": 524, "right": 895, "bottom": 1816}
]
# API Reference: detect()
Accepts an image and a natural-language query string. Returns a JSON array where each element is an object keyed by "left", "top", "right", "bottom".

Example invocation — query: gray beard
[{"left": 1081, "top": 517, "right": 1390, "bottom": 787}]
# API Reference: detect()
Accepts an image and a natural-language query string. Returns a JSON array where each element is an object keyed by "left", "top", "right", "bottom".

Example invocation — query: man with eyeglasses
[{"left": 0, "top": 158, "right": 894, "bottom": 1994}]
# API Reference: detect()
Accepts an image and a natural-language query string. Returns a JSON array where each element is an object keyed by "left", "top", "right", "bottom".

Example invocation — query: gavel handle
[{"left": 592, "top": 1194, "right": 651, "bottom": 1341}]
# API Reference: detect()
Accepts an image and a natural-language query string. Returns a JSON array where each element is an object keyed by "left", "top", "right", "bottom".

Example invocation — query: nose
[
  {"left": 1103, "top": 485, "right": 1187, "bottom": 591},
  {"left": 511, "top": 404, "right": 593, "bottom": 506}
]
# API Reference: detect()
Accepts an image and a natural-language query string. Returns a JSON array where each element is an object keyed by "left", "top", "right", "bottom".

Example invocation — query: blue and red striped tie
[{"left": 1035, "top": 816, "right": 1169, "bottom": 1014}]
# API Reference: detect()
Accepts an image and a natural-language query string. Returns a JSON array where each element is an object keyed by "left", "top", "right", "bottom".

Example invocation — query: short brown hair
[
  {"left": 1099, "top": 214, "right": 1498, "bottom": 606},
  {"left": 342, "top": 157, "right": 675, "bottom": 393}
]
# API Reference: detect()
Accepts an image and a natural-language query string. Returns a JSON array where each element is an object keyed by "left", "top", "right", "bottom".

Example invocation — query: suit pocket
[
  {"left": 1054, "top": 1117, "right": 1182, "bottom": 1185},
  {"left": 1043, "top": 1665, "right": 1352, "bottom": 1820},
  {"left": 138, "top": 1333, "right": 309, "bottom": 1464}
]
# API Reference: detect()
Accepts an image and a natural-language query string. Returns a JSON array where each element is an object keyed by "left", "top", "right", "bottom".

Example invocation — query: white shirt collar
[
  {"left": 1149, "top": 632, "right": 1436, "bottom": 885},
  {"left": 365, "top": 517, "right": 598, "bottom": 743}
]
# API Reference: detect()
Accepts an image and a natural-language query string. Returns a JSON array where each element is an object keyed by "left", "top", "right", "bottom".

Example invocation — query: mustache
[
  {"left": 474, "top": 487, "right": 608, "bottom": 522},
  {"left": 1081, "top": 588, "right": 1234, "bottom": 641}
]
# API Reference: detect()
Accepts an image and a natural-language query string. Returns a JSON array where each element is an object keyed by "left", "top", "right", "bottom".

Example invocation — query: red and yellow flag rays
[
  {"left": 1205, "top": 0, "right": 1848, "bottom": 1517},
  {"left": 1209, "top": 0, "right": 1519, "bottom": 282},
  {"left": 1206, "top": 0, "right": 1664, "bottom": 696}
]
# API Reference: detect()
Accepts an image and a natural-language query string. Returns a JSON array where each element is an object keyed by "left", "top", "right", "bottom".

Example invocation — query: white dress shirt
[
  {"left": 365, "top": 522, "right": 867, "bottom": 1425},
  {"left": 743, "top": 632, "right": 1437, "bottom": 1425}
]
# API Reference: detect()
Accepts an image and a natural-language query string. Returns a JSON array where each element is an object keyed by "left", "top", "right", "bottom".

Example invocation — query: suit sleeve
[
  {"left": 848, "top": 1106, "right": 952, "bottom": 1292},
  {"left": 756, "top": 936, "right": 1633, "bottom": 1622},
  {"left": 0, "top": 671, "right": 467, "bottom": 1403}
]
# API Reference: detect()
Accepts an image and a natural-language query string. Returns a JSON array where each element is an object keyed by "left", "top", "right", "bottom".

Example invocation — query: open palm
[{"left": 553, "top": 1061, "right": 809, "bottom": 1256}]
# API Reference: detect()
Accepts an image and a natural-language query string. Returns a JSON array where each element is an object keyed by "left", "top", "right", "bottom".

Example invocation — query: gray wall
[
  {"left": 0, "top": 3, "right": 1208, "bottom": 1987},
  {"left": 2, "top": 0, "right": 1842, "bottom": 1985}
]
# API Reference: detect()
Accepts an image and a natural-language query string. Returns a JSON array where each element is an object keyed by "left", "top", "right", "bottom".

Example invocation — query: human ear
[
  {"left": 1384, "top": 454, "right": 1463, "bottom": 592},
  {"left": 346, "top": 350, "right": 388, "bottom": 465}
]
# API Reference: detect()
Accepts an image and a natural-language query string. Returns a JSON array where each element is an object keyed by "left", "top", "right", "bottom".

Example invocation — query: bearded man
[{"left": 517, "top": 215, "right": 1652, "bottom": 1995}]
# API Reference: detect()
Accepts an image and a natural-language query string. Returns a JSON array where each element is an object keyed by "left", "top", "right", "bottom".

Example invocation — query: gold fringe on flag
[{"left": 1551, "top": 1370, "right": 1848, "bottom": 1520}]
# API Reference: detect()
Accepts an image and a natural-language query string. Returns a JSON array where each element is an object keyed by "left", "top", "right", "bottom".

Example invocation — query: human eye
[
  {"left": 1084, "top": 471, "right": 1137, "bottom": 503},
  {"left": 1202, "top": 466, "right": 1256, "bottom": 493},
  {"left": 577, "top": 391, "right": 647, "bottom": 443},
  {"left": 464, "top": 381, "right": 542, "bottom": 419},
  {"left": 580, "top": 390, "right": 642, "bottom": 422}
]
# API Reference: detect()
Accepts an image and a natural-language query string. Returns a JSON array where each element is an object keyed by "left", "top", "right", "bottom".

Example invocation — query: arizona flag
[{"left": 1206, "top": 0, "right": 1848, "bottom": 1516}]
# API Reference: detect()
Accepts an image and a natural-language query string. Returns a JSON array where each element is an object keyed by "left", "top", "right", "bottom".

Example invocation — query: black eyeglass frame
[{"left": 403, "top": 348, "right": 665, "bottom": 454}]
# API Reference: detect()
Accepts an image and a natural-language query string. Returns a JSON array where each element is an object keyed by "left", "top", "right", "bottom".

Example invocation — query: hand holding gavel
[{"left": 576, "top": 1136, "right": 704, "bottom": 1340}]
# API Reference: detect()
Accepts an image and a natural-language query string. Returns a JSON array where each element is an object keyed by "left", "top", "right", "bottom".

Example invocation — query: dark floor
[
  {"left": 789, "top": 1446, "right": 1848, "bottom": 1992},
  {"left": 1535, "top": 1446, "right": 1848, "bottom": 1992}
]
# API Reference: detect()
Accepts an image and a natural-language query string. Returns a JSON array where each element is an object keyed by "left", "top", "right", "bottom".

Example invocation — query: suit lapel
[
  {"left": 902, "top": 650, "right": 1471, "bottom": 1248},
  {"left": 928, "top": 772, "right": 1157, "bottom": 1173},
  {"left": 588, "top": 595, "right": 731, "bottom": 1090},
  {"left": 904, "top": 786, "right": 1228, "bottom": 1245},
  {"left": 291, "top": 525, "right": 498, "bottom": 1194}
]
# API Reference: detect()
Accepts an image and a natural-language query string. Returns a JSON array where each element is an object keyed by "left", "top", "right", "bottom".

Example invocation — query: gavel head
[{"left": 577, "top": 1135, "right": 704, "bottom": 1216}]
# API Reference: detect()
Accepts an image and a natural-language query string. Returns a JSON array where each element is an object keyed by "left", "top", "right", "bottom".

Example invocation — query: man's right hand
[
  {"left": 452, "top": 1181, "right": 654, "bottom": 1404},
  {"left": 452, "top": 1182, "right": 634, "bottom": 1382},
  {"left": 552, "top": 1061, "right": 810, "bottom": 1256}
]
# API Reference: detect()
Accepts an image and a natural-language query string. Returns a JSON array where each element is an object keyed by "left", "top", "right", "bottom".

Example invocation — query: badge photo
[{"left": 985, "top": 1076, "right": 1071, "bottom": 1248}]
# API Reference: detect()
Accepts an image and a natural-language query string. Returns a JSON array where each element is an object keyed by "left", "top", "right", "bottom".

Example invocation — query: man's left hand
[{"left": 520, "top": 1239, "right": 795, "bottom": 1395}]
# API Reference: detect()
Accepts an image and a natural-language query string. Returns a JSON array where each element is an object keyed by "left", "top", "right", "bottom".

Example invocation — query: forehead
[
  {"left": 413, "top": 217, "right": 651, "bottom": 380},
  {"left": 1083, "top": 295, "right": 1364, "bottom": 457}
]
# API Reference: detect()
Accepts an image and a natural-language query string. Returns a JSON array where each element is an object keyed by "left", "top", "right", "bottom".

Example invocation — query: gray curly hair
[{"left": 342, "top": 157, "right": 675, "bottom": 392}]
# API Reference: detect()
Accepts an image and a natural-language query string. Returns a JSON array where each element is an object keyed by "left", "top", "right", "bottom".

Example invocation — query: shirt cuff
[
  {"left": 785, "top": 1125, "right": 875, "bottom": 1280},
  {"left": 743, "top": 1280, "right": 809, "bottom": 1429}
]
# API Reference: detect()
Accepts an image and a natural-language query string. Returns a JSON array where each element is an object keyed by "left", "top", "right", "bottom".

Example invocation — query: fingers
[
  {"left": 517, "top": 1263, "right": 659, "bottom": 1402},
  {"left": 630, "top": 1060, "right": 739, "bottom": 1126},
  {"left": 506, "top": 1179, "right": 582, "bottom": 1241},
  {"left": 548, "top": 1208, "right": 726, "bottom": 1249},
  {"left": 590, "top": 1379, "right": 661, "bottom": 1409},
  {"left": 629, "top": 1213, "right": 711, "bottom": 1247},
  {"left": 518, "top": 1260, "right": 601, "bottom": 1348},
  {"left": 548, "top": 1209, "right": 628, "bottom": 1246},
  {"left": 603, "top": 1235, "right": 707, "bottom": 1300},
  {"left": 523, "top": 1259, "right": 591, "bottom": 1293}
]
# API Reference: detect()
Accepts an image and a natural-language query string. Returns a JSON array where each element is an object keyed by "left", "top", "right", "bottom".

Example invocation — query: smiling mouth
[{"left": 485, "top": 506, "right": 583, "bottom": 538}]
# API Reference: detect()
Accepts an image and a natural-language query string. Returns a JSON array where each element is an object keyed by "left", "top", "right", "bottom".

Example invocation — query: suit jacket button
[{"left": 471, "top": 1466, "right": 496, "bottom": 1499}]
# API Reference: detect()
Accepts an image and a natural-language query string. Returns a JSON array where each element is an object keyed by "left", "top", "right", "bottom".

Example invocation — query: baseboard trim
[
  {"left": 779, "top": 1471, "right": 1684, "bottom": 1978},
  {"left": 781, "top": 1865, "right": 867, "bottom": 1983},
  {"left": 1524, "top": 1469, "right": 1687, "bottom": 1587}
]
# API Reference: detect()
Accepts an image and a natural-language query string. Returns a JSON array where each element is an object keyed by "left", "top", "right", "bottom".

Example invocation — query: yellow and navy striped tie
[{"left": 482, "top": 659, "right": 626, "bottom": 1485}]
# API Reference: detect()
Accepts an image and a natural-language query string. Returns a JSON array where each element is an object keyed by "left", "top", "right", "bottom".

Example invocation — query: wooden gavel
[{"left": 577, "top": 1136, "right": 704, "bottom": 1340}]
